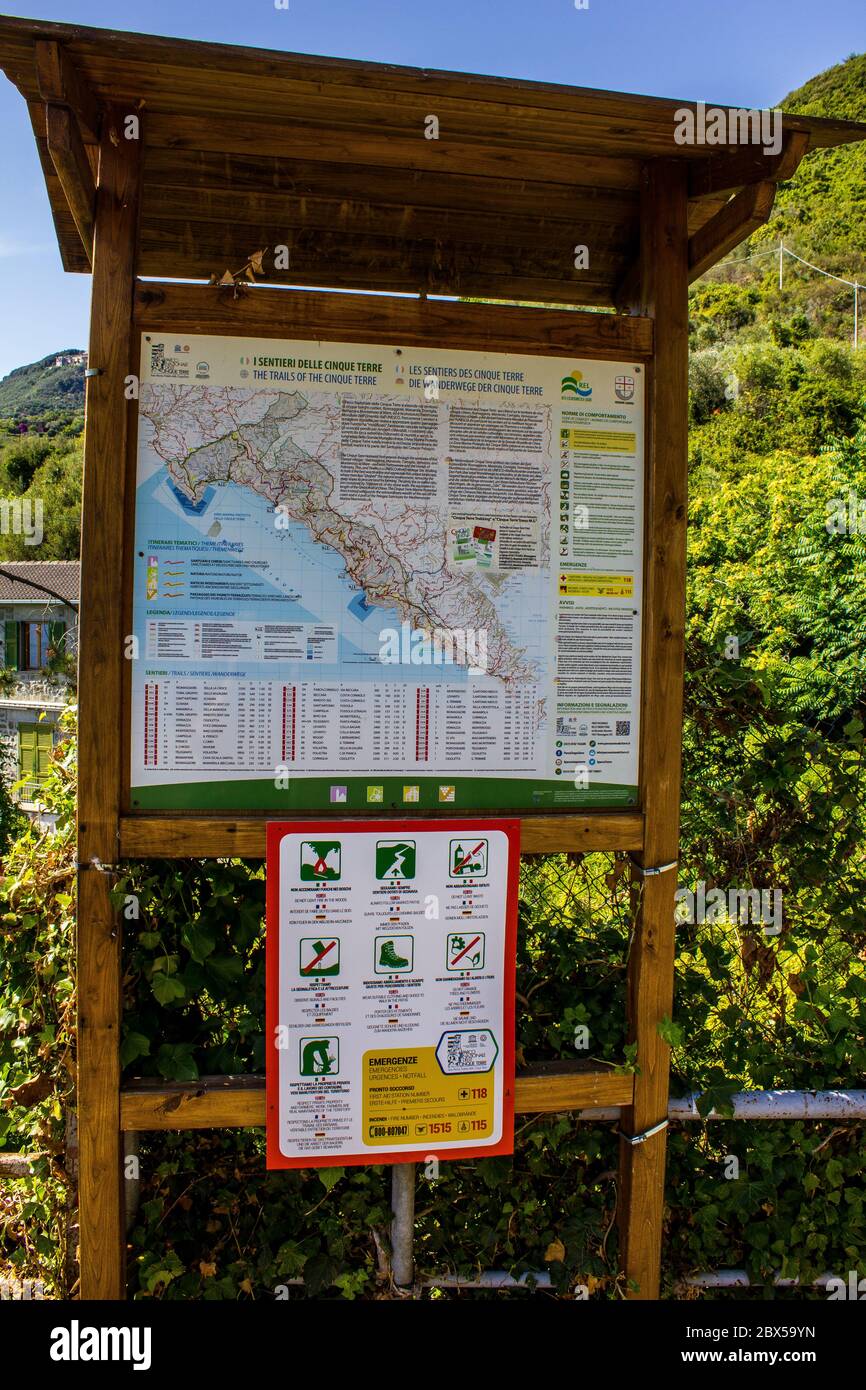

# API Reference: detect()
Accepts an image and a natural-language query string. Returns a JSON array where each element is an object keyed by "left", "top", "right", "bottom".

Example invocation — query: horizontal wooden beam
[
  {"left": 35, "top": 38, "right": 101, "bottom": 142},
  {"left": 515, "top": 1062, "right": 635, "bottom": 1113},
  {"left": 45, "top": 102, "right": 95, "bottom": 260},
  {"left": 142, "top": 186, "right": 633, "bottom": 256},
  {"left": 3, "top": 15, "right": 861, "bottom": 150},
  {"left": 137, "top": 254, "right": 616, "bottom": 306},
  {"left": 688, "top": 180, "right": 776, "bottom": 282},
  {"left": 146, "top": 112, "right": 642, "bottom": 189},
  {"left": 118, "top": 812, "right": 644, "bottom": 859},
  {"left": 139, "top": 222, "right": 623, "bottom": 290},
  {"left": 48, "top": 57, "right": 704, "bottom": 155},
  {"left": 120, "top": 1066, "right": 634, "bottom": 1131},
  {"left": 133, "top": 281, "right": 653, "bottom": 357},
  {"left": 143, "top": 147, "right": 639, "bottom": 223}
]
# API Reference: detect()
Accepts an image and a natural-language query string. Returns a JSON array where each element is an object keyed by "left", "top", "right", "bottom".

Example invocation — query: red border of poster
[{"left": 266, "top": 818, "right": 519, "bottom": 1169}]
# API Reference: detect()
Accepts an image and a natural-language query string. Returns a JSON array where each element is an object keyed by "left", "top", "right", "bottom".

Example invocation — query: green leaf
[
  {"left": 152, "top": 953, "right": 179, "bottom": 976},
  {"left": 120, "top": 1031, "right": 151, "bottom": 1067},
  {"left": 181, "top": 920, "right": 216, "bottom": 963},
  {"left": 144, "top": 1252, "right": 184, "bottom": 1293},
  {"left": 656, "top": 1015, "right": 684, "bottom": 1048},
  {"left": 318, "top": 1166, "right": 344, "bottom": 1193},
  {"left": 151, "top": 972, "right": 186, "bottom": 1005},
  {"left": 303, "top": 1251, "right": 338, "bottom": 1297},
  {"left": 156, "top": 1043, "right": 199, "bottom": 1082},
  {"left": 206, "top": 955, "right": 245, "bottom": 986}
]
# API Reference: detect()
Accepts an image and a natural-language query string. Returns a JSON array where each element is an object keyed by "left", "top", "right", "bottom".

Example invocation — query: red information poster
[{"left": 266, "top": 818, "right": 519, "bottom": 1168}]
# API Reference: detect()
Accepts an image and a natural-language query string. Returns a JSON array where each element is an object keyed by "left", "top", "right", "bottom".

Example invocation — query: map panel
[{"left": 130, "top": 334, "right": 644, "bottom": 811}]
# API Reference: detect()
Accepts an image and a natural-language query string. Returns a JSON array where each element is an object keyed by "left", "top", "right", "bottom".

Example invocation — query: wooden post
[
  {"left": 617, "top": 160, "right": 689, "bottom": 1300},
  {"left": 77, "top": 104, "right": 141, "bottom": 1301}
]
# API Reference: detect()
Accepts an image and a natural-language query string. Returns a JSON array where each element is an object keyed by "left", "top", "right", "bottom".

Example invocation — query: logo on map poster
[
  {"left": 615, "top": 375, "right": 635, "bottom": 402},
  {"left": 561, "top": 369, "right": 592, "bottom": 399}
]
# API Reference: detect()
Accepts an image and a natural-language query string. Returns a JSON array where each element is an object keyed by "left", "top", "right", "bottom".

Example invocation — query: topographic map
[{"left": 139, "top": 382, "right": 548, "bottom": 686}]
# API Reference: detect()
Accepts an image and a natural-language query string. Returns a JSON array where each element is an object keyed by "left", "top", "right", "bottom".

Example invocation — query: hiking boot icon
[{"left": 378, "top": 940, "right": 409, "bottom": 970}]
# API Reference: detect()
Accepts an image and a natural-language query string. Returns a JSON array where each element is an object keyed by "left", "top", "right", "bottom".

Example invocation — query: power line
[
  {"left": 781, "top": 245, "right": 860, "bottom": 291},
  {"left": 699, "top": 240, "right": 865, "bottom": 348},
  {"left": 777, "top": 243, "right": 863, "bottom": 348}
]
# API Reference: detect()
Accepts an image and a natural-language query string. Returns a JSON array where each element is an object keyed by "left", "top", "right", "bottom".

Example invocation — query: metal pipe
[
  {"left": 682, "top": 1270, "right": 836, "bottom": 1290},
  {"left": 0, "top": 1153, "right": 37, "bottom": 1177},
  {"left": 423, "top": 1268, "right": 842, "bottom": 1293},
  {"left": 390, "top": 1163, "right": 416, "bottom": 1287},
  {"left": 423, "top": 1270, "right": 552, "bottom": 1289},
  {"left": 428, "top": 1269, "right": 839, "bottom": 1294},
  {"left": 670, "top": 1089, "right": 866, "bottom": 1121},
  {"left": 123, "top": 1131, "right": 141, "bottom": 1233},
  {"left": 573, "top": 1090, "right": 866, "bottom": 1124}
]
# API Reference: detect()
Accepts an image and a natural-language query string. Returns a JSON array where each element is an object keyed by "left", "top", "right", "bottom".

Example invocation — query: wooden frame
[
  {"left": 6, "top": 15, "right": 843, "bottom": 1306},
  {"left": 87, "top": 199, "right": 677, "bottom": 1306},
  {"left": 103, "top": 278, "right": 674, "bottom": 1299},
  {"left": 82, "top": 276, "right": 666, "bottom": 1301},
  {"left": 77, "top": 105, "right": 142, "bottom": 1302},
  {"left": 616, "top": 162, "right": 689, "bottom": 1298},
  {"left": 118, "top": 811, "right": 644, "bottom": 857}
]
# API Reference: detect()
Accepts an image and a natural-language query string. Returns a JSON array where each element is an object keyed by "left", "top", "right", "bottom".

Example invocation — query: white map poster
[{"left": 130, "top": 333, "right": 644, "bottom": 812}]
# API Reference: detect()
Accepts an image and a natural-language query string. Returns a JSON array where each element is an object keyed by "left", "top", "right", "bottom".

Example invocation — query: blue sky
[{"left": 0, "top": 0, "right": 863, "bottom": 378}]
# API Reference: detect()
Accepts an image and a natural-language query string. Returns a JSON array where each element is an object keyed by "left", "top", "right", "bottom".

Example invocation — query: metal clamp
[
  {"left": 628, "top": 856, "right": 678, "bottom": 878},
  {"left": 76, "top": 857, "right": 122, "bottom": 875},
  {"left": 84, "top": 367, "right": 102, "bottom": 378},
  {"left": 616, "top": 1119, "right": 669, "bottom": 1146}
]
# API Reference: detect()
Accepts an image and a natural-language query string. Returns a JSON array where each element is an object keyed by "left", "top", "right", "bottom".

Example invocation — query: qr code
[
  {"left": 616, "top": 720, "right": 631, "bottom": 736},
  {"left": 149, "top": 342, "right": 188, "bottom": 378}
]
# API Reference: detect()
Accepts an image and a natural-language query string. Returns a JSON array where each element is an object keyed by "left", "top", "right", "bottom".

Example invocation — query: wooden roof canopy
[{"left": 1, "top": 15, "right": 865, "bottom": 309}]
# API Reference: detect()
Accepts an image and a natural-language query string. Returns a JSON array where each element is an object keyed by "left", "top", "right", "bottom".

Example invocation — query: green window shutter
[
  {"left": 4, "top": 620, "right": 18, "bottom": 670},
  {"left": 36, "top": 727, "right": 54, "bottom": 782},
  {"left": 16, "top": 724, "right": 53, "bottom": 797},
  {"left": 47, "top": 621, "right": 66, "bottom": 650},
  {"left": 18, "top": 724, "right": 38, "bottom": 792}
]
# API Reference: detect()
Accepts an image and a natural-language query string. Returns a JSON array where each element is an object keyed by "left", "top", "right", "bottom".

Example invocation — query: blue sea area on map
[
  {"left": 136, "top": 476, "right": 527, "bottom": 684},
  {"left": 167, "top": 479, "right": 216, "bottom": 515},
  {"left": 348, "top": 592, "right": 374, "bottom": 622}
]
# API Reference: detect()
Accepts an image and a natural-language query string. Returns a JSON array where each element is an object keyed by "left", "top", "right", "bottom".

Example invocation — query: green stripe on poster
[{"left": 130, "top": 776, "right": 637, "bottom": 813}]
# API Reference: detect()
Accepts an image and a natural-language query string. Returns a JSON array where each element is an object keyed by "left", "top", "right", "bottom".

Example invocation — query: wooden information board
[{"left": 21, "top": 15, "right": 833, "bottom": 1302}]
